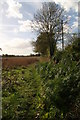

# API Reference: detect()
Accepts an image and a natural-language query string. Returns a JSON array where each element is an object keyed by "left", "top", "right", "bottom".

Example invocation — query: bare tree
[{"left": 33, "top": 2, "right": 67, "bottom": 58}]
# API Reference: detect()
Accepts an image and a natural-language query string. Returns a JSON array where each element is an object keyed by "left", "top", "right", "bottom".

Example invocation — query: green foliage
[
  {"left": 32, "top": 32, "right": 49, "bottom": 56},
  {"left": 2, "top": 38, "right": 80, "bottom": 120},
  {"left": 2, "top": 67, "right": 43, "bottom": 120}
]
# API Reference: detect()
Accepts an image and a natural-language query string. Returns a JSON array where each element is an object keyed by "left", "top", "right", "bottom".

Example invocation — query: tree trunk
[
  {"left": 50, "top": 43, "right": 54, "bottom": 58},
  {"left": 49, "top": 39, "right": 56, "bottom": 58},
  {"left": 61, "top": 20, "right": 64, "bottom": 50},
  {"left": 47, "top": 32, "right": 56, "bottom": 58}
]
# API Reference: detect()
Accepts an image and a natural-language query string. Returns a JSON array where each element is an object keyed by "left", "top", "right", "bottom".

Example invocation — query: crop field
[{"left": 2, "top": 57, "right": 40, "bottom": 69}]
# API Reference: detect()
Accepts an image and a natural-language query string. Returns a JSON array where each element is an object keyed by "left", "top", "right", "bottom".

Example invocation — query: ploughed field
[{"left": 2, "top": 57, "right": 40, "bottom": 69}]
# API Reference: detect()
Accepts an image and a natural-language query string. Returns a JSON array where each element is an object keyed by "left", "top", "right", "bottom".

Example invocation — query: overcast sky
[{"left": 0, "top": 0, "right": 78, "bottom": 55}]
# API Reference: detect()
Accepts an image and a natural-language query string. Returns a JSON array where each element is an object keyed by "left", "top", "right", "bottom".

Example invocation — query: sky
[{"left": 0, "top": 0, "right": 79, "bottom": 55}]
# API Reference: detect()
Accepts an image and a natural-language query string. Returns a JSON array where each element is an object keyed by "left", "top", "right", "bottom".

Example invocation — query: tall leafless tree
[{"left": 33, "top": 2, "right": 67, "bottom": 58}]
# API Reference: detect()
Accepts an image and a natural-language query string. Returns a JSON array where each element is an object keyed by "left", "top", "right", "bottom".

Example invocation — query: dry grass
[
  {"left": 39, "top": 56, "right": 50, "bottom": 62},
  {"left": 2, "top": 57, "right": 40, "bottom": 69}
]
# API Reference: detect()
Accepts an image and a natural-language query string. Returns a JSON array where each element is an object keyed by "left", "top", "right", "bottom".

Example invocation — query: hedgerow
[{"left": 2, "top": 38, "right": 80, "bottom": 120}]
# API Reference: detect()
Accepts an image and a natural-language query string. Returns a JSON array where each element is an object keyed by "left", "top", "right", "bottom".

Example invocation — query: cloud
[
  {"left": 17, "top": 19, "right": 41, "bottom": 32},
  {"left": 0, "top": 0, "right": 78, "bottom": 55},
  {"left": 0, "top": 32, "right": 34, "bottom": 55},
  {"left": 18, "top": 20, "right": 33, "bottom": 32},
  {"left": 25, "top": 12, "right": 33, "bottom": 18},
  {"left": 17, "top": 0, "right": 78, "bottom": 12},
  {"left": 64, "top": 24, "right": 72, "bottom": 33},
  {"left": 6, "top": 0, "right": 23, "bottom": 19},
  {"left": 71, "top": 16, "right": 78, "bottom": 32},
  {"left": 13, "top": 28, "right": 19, "bottom": 33},
  {"left": 71, "top": 21, "right": 78, "bottom": 32},
  {"left": 5, "top": 38, "right": 32, "bottom": 49},
  {"left": 6, "top": 38, "right": 33, "bottom": 55},
  {"left": 52, "top": 0, "right": 78, "bottom": 12}
]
